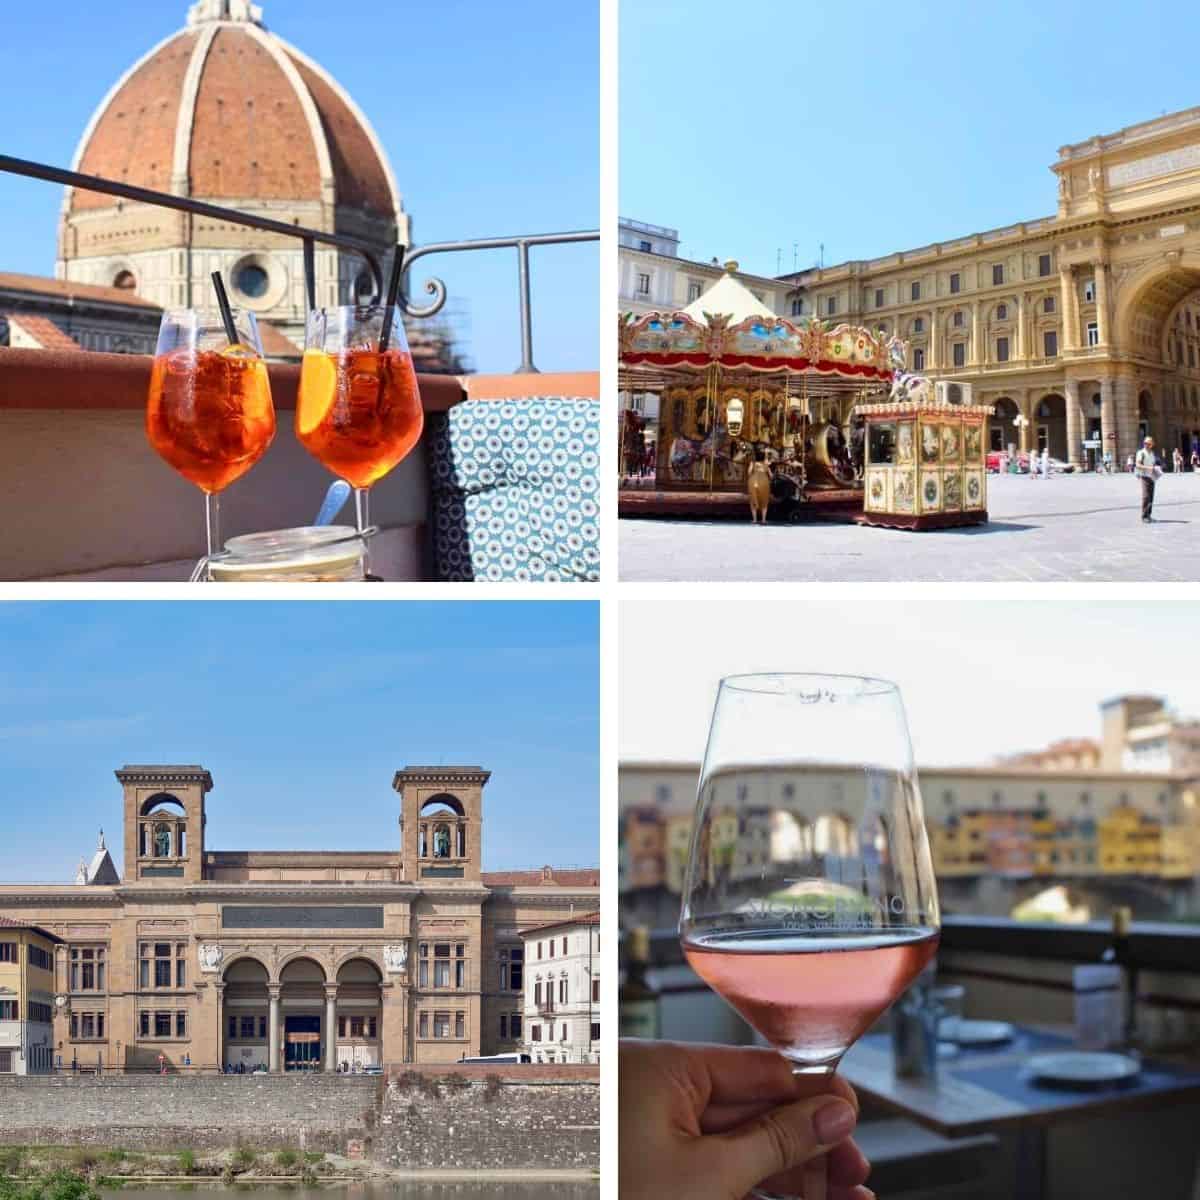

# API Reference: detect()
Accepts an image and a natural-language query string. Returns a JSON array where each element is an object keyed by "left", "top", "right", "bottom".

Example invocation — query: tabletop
[{"left": 839, "top": 1026, "right": 1200, "bottom": 1138}]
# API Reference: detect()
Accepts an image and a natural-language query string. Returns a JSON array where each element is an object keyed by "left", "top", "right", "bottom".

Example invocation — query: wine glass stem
[
  {"left": 204, "top": 492, "right": 221, "bottom": 581},
  {"left": 354, "top": 486, "right": 371, "bottom": 577}
]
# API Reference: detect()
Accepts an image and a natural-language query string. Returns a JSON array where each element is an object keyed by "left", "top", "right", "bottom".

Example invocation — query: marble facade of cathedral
[{"left": 0, "top": 764, "right": 598, "bottom": 1071}]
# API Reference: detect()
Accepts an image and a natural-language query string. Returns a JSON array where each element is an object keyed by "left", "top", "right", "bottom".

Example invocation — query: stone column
[
  {"left": 928, "top": 309, "right": 939, "bottom": 368},
  {"left": 1094, "top": 261, "right": 1110, "bottom": 346},
  {"left": 970, "top": 302, "right": 982, "bottom": 366},
  {"left": 1059, "top": 267, "right": 1076, "bottom": 350},
  {"left": 268, "top": 985, "right": 281, "bottom": 1073},
  {"left": 1017, "top": 295, "right": 1028, "bottom": 361},
  {"left": 324, "top": 985, "right": 338, "bottom": 1073},
  {"left": 1114, "top": 376, "right": 1139, "bottom": 463},
  {"left": 1100, "top": 377, "right": 1117, "bottom": 461},
  {"left": 1064, "top": 379, "right": 1082, "bottom": 467},
  {"left": 214, "top": 983, "right": 225, "bottom": 1073}
]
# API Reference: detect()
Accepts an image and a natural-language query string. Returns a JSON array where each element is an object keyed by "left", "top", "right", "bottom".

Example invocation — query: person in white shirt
[
  {"left": 1040, "top": 447, "right": 1049, "bottom": 479},
  {"left": 1135, "top": 436, "right": 1162, "bottom": 522}
]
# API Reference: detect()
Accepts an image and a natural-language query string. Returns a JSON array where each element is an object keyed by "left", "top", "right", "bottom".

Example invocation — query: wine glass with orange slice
[
  {"left": 680, "top": 673, "right": 941, "bottom": 1200},
  {"left": 296, "top": 303, "right": 424, "bottom": 576},
  {"left": 146, "top": 306, "right": 276, "bottom": 576}
]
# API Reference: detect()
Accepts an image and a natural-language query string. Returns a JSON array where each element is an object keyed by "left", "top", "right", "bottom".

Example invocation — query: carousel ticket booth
[
  {"left": 618, "top": 264, "right": 896, "bottom": 519},
  {"left": 857, "top": 394, "right": 993, "bottom": 529}
]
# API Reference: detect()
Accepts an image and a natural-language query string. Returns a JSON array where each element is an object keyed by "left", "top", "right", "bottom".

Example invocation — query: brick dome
[{"left": 65, "top": 0, "right": 401, "bottom": 224}]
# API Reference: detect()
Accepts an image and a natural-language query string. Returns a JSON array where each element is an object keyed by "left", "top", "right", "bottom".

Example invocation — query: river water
[{"left": 105, "top": 1185, "right": 597, "bottom": 1200}]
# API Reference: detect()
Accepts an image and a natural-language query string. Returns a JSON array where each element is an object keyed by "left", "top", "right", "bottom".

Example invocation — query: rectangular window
[
  {"left": 70, "top": 947, "right": 106, "bottom": 993},
  {"left": 141, "top": 943, "right": 182, "bottom": 990},
  {"left": 534, "top": 981, "right": 542, "bottom": 1005},
  {"left": 175, "top": 1012, "right": 187, "bottom": 1038},
  {"left": 510, "top": 948, "right": 523, "bottom": 990},
  {"left": 592, "top": 978, "right": 599, "bottom": 1002},
  {"left": 351, "top": 1016, "right": 364, "bottom": 1037},
  {"left": 953, "top": 310, "right": 964, "bottom": 327},
  {"left": 258, "top": 1016, "right": 267, "bottom": 1039},
  {"left": 531, "top": 1025, "right": 542, "bottom": 1042},
  {"left": 228, "top": 1015, "right": 237, "bottom": 1039},
  {"left": 548, "top": 940, "right": 553, "bottom": 959},
  {"left": 1084, "top": 279, "right": 1095, "bottom": 303},
  {"left": 687, "top": 281, "right": 702, "bottom": 302},
  {"left": 950, "top": 273, "right": 961, "bottom": 294},
  {"left": 27, "top": 945, "right": 52, "bottom": 971},
  {"left": 435, "top": 960, "right": 450, "bottom": 988},
  {"left": 455, "top": 1013, "right": 465, "bottom": 1039},
  {"left": 1039, "top": 253, "right": 1052, "bottom": 277},
  {"left": 0, "top": 1051, "right": 11, "bottom": 1073},
  {"left": 790, "top": 298, "right": 803, "bottom": 316},
  {"left": 0, "top": 1001, "right": 17, "bottom": 1020},
  {"left": 636, "top": 273, "right": 650, "bottom": 296},
  {"left": 591, "top": 1023, "right": 600, "bottom": 1042},
  {"left": 826, "top": 297, "right": 837, "bottom": 316},
  {"left": 1044, "top": 296, "right": 1055, "bottom": 314},
  {"left": 240, "top": 1016, "right": 256, "bottom": 1039},
  {"left": 562, "top": 937, "right": 568, "bottom": 955},
  {"left": 561, "top": 1023, "right": 568, "bottom": 1042},
  {"left": 997, "top": 337, "right": 1009, "bottom": 362},
  {"left": 913, "top": 317, "right": 923, "bottom": 333},
  {"left": 911, "top": 281, "right": 920, "bottom": 301},
  {"left": 953, "top": 343, "right": 966, "bottom": 368},
  {"left": 455, "top": 960, "right": 465, "bottom": 989},
  {"left": 912, "top": 348, "right": 925, "bottom": 371},
  {"left": 139, "top": 1011, "right": 150, "bottom": 1038},
  {"left": 993, "top": 264, "right": 1004, "bottom": 285},
  {"left": 1087, "top": 322, "right": 1099, "bottom": 347},
  {"left": 996, "top": 303, "right": 1007, "bottom": 320},
  {"left": 638, "top": 240, "right": 652, "bottom": 252},
  {"left": 875, "top": 288, "right": 884, "bottom": 308},
  {"left": 1044, "top": 330, "right": 1058, "bottom": 358},
  {"left": 418, "top": 1012, "right": 428, "bottom": 1039},
  {"left": 537, "top": 942, "right": 543, "bottom": 960},
  {"left": 339, "top": 1016, "right": 347, "bottom": 1037},
  {"left": 500, "top": 1014, "right": 508, "bottom": 1039},
  {"left": 367, "top": 1016, "right": 377, "bottom": 1039},
  {"left": 0, "top": 944, "right": 15, "bottom": 964},
  {"left": 511, "top": 1014, "right": 521, "bottom": 1038},
  {"left": 559, "top": 978, "right": 568, "bottom": 1003},
  {"left": 433, "top": 1012, "right": 450, "bottom": 1039}
]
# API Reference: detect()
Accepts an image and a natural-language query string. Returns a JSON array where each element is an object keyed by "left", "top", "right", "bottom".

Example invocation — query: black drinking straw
[
  {"left": 211, "top": 271, "right": 239, "bottom": 345},
  {"left": 377, "top": 244, "right": 406, "bottom": 352}
]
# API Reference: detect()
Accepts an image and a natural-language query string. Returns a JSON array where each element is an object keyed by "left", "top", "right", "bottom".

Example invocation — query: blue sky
[
  {"left": 0, "top": 601, "right": 598, "bottom": 882},
  {"left": 621, "top": 0, "right": 1200, "bottom": 276},
  {"left": 0, "top": 0, "right": 597, "bottom": 373}
]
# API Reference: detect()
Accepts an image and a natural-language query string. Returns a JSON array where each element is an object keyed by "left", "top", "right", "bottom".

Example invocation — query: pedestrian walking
[
  {"left": 1136, "top": 436, "right": 1162, "bottom": 522},
  {"left": 1191, "top": 448, "right": 1199, "bottom": 472},
  {"left": 1040, "top": 447, "right": 1049, "bottom": 478},
  {"left": 1173, "top": 447, "right": 1184, "bottom": 473}
]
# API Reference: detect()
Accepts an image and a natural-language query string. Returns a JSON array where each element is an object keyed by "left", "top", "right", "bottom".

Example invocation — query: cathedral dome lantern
[{"left": 58, "top": 1, "right": 407, "bottom": 347}]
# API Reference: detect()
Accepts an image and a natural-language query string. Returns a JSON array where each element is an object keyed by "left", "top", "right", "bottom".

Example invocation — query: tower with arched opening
[{"left": 116, "top": 765, "right": 212, "bottom": 884}]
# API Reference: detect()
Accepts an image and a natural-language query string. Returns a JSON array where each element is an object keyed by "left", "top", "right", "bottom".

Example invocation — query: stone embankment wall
[
  {"left": 0, "top": 1075, "right": 377, "bottom": 1152},
  {"left": 0, "top": 1066, "right": 600, "bottom": 1170},
  {"left": 374, "top": 1067, "right": 599, "bottom": 1169}
]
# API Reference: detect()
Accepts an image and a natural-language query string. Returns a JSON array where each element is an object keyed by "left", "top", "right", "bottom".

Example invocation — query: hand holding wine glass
[{"left": 680, "top": 673, "right": 940, "bottom": 1200}]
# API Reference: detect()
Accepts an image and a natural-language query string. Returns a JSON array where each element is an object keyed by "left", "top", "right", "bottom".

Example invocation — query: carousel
[{"left": 618, "top": 264, "right": 898, "bottom": 520}]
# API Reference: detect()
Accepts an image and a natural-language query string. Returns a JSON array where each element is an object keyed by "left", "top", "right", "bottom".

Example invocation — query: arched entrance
[
  {"left": 335, "top": 958, "right": 383, "bottom": 1071},
  {"left": 1138, "top": 389, "right": 1152, "bottom": 444},
  {"left": 1033, "top": 394, "right": 1066, "bottom": 459},
  {"left": 990, "top": 398, "right": 1019, "bottom": 452},
  {"left": 279, "top": 957, "right": 327, "bottom": 1071},
  {"left": 222, "top": 958, "right": 269, "bottom": 1073}
]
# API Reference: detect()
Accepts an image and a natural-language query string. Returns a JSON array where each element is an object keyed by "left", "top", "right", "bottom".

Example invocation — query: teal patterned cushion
[{"left": 428, "top": 397, "right": 601, "bottom": 582}]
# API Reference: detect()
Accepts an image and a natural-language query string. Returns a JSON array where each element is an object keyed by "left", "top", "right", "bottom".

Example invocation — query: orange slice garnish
[{"left": 297, "top": 349, "right": 338, "bottom": 438}]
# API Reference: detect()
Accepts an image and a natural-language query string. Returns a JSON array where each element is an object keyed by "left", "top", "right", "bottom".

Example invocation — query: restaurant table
[{"left": 839, "top": 1026, "right": 1200, "bottom": 1199}]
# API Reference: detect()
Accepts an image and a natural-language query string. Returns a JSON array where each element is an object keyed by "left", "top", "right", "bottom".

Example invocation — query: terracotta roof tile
[
  {"left": 285, "top": 51, "right": 393, "bottom": 215},
  {"left": 188, "top": 29, "right": 321, "bottom": 201},
  {"left": 4, "top": 315, "right": 81, "bottom": 352},
  {"left": 0, "top": 915, "right": 64, "bottom": 942},
  {"left": 0, "top": 272, "right": 163, "bottom": 310},
  {"left": 520, "top": 911, "right": 600, "bottom": 936},
  {"left": 72, "top": 31, "right": 198, "bottom": 212}
]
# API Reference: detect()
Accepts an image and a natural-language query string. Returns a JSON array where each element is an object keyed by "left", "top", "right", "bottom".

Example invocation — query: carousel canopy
[{"left": 681, "top": 261, "right": 775, "bottom": 325}]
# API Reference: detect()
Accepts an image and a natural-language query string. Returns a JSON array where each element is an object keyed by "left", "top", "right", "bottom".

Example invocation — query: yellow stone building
[
  {"left": 0, "top": 918, "right": 60, "bottom": 1075},
  {"left": 0, "top": 764, "right": 597, "bottom": 1073}
]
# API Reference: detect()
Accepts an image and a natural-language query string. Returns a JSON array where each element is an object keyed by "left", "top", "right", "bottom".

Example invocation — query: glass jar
[{"left": 208, "top": 526, "right": 366, "bottom": 582}]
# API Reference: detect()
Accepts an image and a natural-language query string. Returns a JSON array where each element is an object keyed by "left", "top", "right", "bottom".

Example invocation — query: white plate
[
  {"left": 942, "top": 1019, "right": 1014, "bottom": 1046},
  {"left": 1027, "top": 1051, "right": 1141, "bottom": 1085}
]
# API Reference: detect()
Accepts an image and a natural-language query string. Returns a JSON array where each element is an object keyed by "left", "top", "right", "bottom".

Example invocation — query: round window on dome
[{"left": 236, "top": 263, "right": 270, "bottom": 299}]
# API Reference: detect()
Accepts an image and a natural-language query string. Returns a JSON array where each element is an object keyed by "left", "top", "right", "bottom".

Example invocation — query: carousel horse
[
  {"left": 849, "top": 417, "right": 866, "bottom": 480},
  {"left": 746, "top": 450, "right": 771, "bottom": 524},
  {"left": 810, "top": 420, "right": 858, "bottom": 486},
  {"left": 886, "top": 334, "right": 934, "bottom": 404},
  {"left": 669, "top": 420, "right": 732, "bottom": 481}
]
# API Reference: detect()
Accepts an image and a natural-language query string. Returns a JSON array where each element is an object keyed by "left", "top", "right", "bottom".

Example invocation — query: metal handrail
[
  {"left": 402, "top": 230, "right": 599, "bottom": 373},
  {"left": 0, "top": 154, "right": 599, "bottom": 373}
]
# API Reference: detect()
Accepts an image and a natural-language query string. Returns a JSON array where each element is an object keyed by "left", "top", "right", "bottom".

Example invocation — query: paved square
[{"left": 619, "top": 473, "right": 1200, "bottom": 581}]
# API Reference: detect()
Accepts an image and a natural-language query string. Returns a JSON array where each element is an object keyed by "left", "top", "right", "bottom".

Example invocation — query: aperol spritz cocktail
[
  {"left": 296, "top": 305, "right": 423, "bottom": 560},
  {"left": 146, "top": 309, "right": 276, "bottom": 567}
]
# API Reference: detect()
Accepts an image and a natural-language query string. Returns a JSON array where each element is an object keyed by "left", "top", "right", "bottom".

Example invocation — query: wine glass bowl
[
  {"left": 296, "top": 305, "right": 424, "bottom": 489},
  {"left": 680, "top": 673, "right": 940, "bottom": 1075},
  {"left": 146, "top": 309, "right": 275, "bottom": 494}
]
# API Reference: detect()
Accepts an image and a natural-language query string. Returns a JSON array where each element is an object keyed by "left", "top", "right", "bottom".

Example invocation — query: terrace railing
[{"left": 0, "top": 154, "right": 598, "bottom": 374}]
